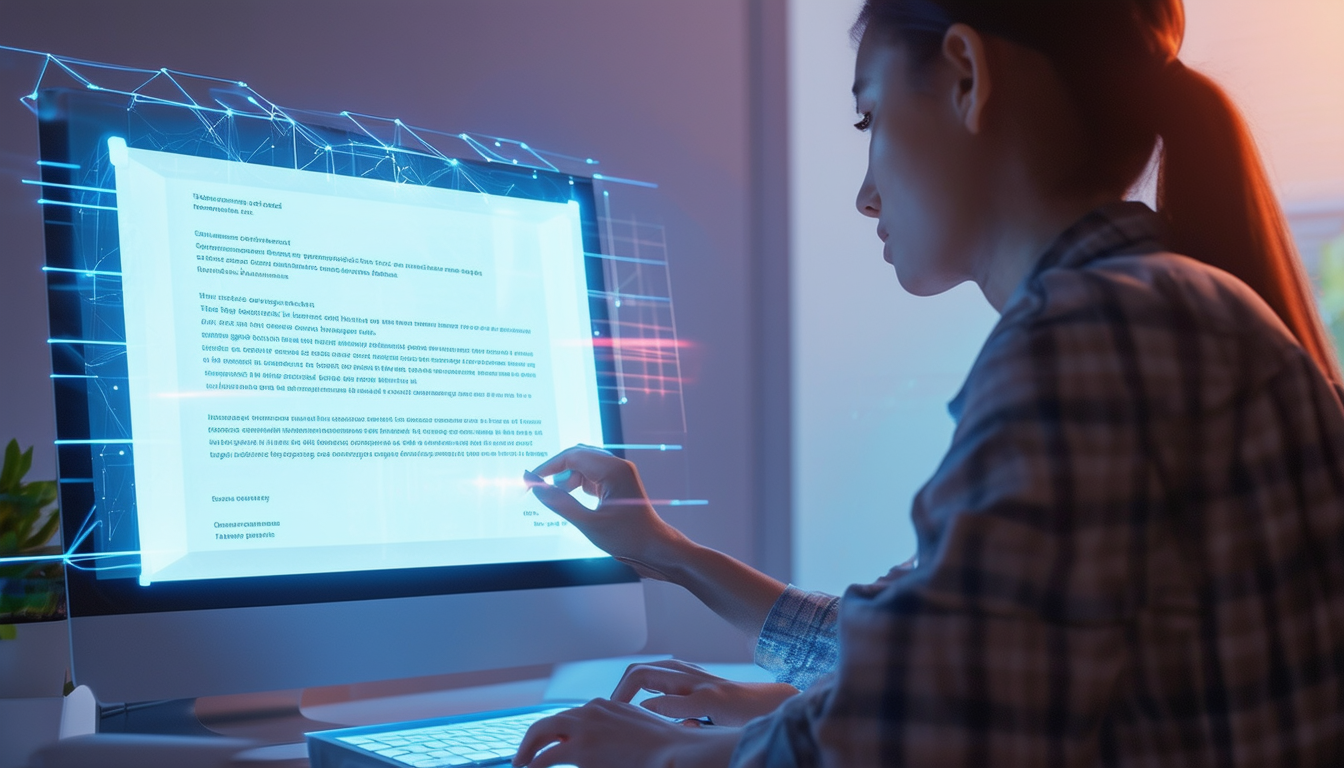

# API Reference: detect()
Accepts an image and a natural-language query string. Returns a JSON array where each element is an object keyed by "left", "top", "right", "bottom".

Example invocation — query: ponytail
[{"left": 1155, "top": 63, "right": 1342, "bottom": 385}]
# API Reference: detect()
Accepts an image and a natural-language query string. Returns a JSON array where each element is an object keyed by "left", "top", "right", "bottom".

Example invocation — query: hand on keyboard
[
  {"left": 611, "top": 659, "right": 799, "bottom": 727},
  {"left": 512, "top": 698, "right": 741, "bottom": 768}
]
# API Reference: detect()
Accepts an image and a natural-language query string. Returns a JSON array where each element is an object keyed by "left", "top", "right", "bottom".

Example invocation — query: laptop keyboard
[{"left": 329, "top": 707, "right": 569, "bottom": 767}]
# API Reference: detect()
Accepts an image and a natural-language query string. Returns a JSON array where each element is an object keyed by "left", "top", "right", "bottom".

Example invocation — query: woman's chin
[{"left": 892, "top": 260, "right": 964, "bottom": 298}]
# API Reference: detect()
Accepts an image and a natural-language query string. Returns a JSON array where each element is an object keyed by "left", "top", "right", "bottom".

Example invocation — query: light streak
[
  {"left": 23, "top": 179, "right": 116, "bottom": 194},
  {"left": 602, "top": 444, "right": 682, "bottom": 451},
  {"left": 48, "top": 339, "right": 126, "bottom": 346},
  {"left": 43, "top": 267, "right": 122, "bottom": 277},
  {"left": 37, "top": 198, "right": 118, "bottom": 212}
]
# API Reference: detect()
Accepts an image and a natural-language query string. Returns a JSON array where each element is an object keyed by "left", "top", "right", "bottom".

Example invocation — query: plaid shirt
[{"left": 736, "top": 203, "right": 1344, "bottom": 766}]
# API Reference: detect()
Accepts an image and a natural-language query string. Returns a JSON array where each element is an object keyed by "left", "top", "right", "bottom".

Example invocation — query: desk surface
[{"left": 24, "top": 657, "right": 773, "bottom": 768}]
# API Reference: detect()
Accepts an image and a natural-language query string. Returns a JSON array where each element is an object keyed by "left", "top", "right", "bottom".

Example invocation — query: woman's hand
[
  {"left": 523, "top": 445, "right": 691, "bottom": 581},
  {"left": 512, "top": 698, "right": 742, "bottom": 768},
  {"left": 612, "top": 659, "right": 799, "bottom": 727}
]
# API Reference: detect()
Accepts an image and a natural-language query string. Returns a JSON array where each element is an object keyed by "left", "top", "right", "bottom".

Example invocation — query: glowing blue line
[
  {"left": 0, "top": 549, "right": 143, "bottom": 569},
  {"left": 53, "top": 439, "right": 132, "bottom": 445},
  {"left": 36, "top": 160, "right": 80, "bottom": 170},
  {"left": 49, "top": 57, "right": 94, "bottom": 88},
  {"left": 667, "top": 500, "right": 710, "bottom": 507},
  {"left": 586, "top": 252, "right": 667, "bottom": 266},
  {"left": 0, "top": 554, "right": 64, "bottom": 566},
  {"left": 23, "top": 179, "right": 116, "bottom": 194},
  {"left": 591, "top": 173, "right": 659, "bottom": 189},
  {"left": 50, "top": 374, "right": 99, "bottom": 379},
  {"left": 589, "top": 291, "right": 671, "bottom": 303},
  {"left": 66, "top": 517, "right": 102, "bottom": 554},
  {"left": 59, "top": 478, "right": 94, "bottom": 484},
  {"left": 602, "top": 444, "right": 683, "bottom": 451},
  {"left": 43, "top": 267, "right": 122, "bottom": 277},
  {"left": 48, "top": 339, "right": 126, "bottom": 346},
  {"left": 38, "top": 198, "right": 118, "bottom": 212}
]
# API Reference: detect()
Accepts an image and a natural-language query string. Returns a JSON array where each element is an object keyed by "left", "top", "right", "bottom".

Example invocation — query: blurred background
[{"left": 0, "top": 0, "right": 1340, "bottom": 657}]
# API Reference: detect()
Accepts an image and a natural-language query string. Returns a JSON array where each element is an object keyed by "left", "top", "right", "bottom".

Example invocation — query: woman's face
[{"left": 853, "top": 29, "right": 990, "bottom": 296}]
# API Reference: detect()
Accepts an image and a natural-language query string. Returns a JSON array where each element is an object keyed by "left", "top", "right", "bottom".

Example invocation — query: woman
[{"left": 515, "top": 0, "right": 1344, "bottom": 765}]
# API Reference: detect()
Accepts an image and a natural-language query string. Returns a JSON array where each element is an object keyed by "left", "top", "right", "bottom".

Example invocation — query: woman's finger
[
  {"left": 553, "top": 469, "right": 586, "bottom": 493},
  {"left": 652, "top": 658, "right": 710, "bottom": 675},
  {"left": 640, "top": 693, "right": 711, "bottom": 720},
  {"left": 611, "top": 664, "right": 694, "bottom": 702},
  {"left": 531, "top": 446, "right": 625, "bottom": 483},
  {"left": 523, "top": 742, "right": 579, "bottom": 768},
  {"left": 523, "top": 471, "right": 593, "bottom": 522},
  {"left": 512, "top": 712, "right": 574, "bottom": 767}
]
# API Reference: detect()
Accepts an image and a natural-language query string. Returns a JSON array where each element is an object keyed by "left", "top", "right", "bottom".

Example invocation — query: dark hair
[{"left": 855, "top": 0, "right": 1341, "bottom": 385}]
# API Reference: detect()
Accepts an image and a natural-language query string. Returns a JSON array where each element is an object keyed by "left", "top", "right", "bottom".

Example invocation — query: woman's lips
[{"left": 878, "top": 227, "right": 892, "bottom": 264}]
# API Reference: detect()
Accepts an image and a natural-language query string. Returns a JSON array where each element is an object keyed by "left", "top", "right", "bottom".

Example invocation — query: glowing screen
[
  {"left": 31, "top": 79, "right": 639, "bottom": 617},
  {"left": 109, "top": 141, "right": 605, "bottom": 585}
]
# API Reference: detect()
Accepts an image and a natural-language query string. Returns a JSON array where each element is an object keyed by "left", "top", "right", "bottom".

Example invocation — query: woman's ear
[{"left": 942, "top": 23, "right": 991, "bottom": 134}]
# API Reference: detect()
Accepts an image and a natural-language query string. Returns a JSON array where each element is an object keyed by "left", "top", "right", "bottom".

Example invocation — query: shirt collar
[{"left": 947, "top": 201, "right": 1168, "bottom": 423}]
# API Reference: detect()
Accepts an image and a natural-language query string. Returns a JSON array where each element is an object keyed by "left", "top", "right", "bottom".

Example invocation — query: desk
[{"left": 24, "top": 658, "right": 772, "bottom": 768}]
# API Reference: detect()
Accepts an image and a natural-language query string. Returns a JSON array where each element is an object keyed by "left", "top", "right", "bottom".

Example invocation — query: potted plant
[
  {"left": 0, "top": 439, "right": 64, "bottom": 634},
  {"left": 0, "top": 439, "right": 68, "bottom": 704}
]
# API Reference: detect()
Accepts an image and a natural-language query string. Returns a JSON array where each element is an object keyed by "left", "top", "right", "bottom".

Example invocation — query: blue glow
[
  {"left": 586, "top": 252, "right": 668, "bottom": 266},
  {"left": 23, "top": 179, "right": 116, "bottom": 194},
  {"left": 591, "top": 173, "right": 659, "bottom": 189},
  {"left": 589, "top": 290, "right": 671, "bottom": 304},
  {"left": 47, "top": 339, "right": 127, "bottom": 346},
  {"left": 43, "top": 267, "right": 122, "bottom": 276},
  {"left": 601, "top": 444, "right": 683, "bottom": 451},
  {"left": 38, "top": 198, "right": 118, "bottom": 212},
  {"left": 6, "top": 42, "right": 694, "bottom": 576}
]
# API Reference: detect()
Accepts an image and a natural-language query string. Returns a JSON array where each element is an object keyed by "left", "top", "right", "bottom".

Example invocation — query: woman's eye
[{"left": 854, "top": 112, "right": 872, "bottom": 132}]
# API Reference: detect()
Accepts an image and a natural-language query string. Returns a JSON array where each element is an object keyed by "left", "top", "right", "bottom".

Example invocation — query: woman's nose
[{"left": 856, "top": 166, "right": 880, "bottom": 219}]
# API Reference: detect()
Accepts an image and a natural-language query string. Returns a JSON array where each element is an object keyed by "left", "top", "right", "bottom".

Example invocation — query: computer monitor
[{"left": 38, "top": 83, "right": 646, "bottom": 705}]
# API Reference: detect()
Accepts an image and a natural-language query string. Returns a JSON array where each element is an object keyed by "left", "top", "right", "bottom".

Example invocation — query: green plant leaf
[
  {"left": 0, "top": 441, "right": 61, "bottom": 559},
  {"left": 0, "top": 440, "right": 19, "bottom": 492},
  {"left": 22, "top": 511, "right": 61, "bottom": 552},
  {"left": 17, "top": 446, "right": 33, "bottom": 486}
]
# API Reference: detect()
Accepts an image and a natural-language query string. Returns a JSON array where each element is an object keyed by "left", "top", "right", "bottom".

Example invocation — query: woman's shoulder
[
  {"left": 1029, "top": 249, "right": 1294, "bottom": 346},
  {"left": 962, "top": 250, "right": 1313, "bottom": 417}
]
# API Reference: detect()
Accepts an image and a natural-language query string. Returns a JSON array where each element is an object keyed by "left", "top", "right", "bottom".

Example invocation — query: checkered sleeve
[{"left": 754, "top": 586, "right": 841, "bottom": 689}]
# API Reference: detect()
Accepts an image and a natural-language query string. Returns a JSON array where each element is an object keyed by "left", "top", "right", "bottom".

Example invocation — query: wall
[
  {"left": 788, "top": 0, "right": 997, "bottom": 596},
  {"left": 788, "top": 0, "right": 1344, "bottom": 596},
  {"left": 0, "top": 0, "right": 770, "bottom": 666}
]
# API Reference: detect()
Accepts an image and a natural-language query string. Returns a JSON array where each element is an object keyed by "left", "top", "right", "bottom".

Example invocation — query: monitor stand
[
  {"left": 32, "top": 688, "right": 335, "bottom": 767},
  {"left": 99, "top": 688, "right": 344, "bottom": 743}
]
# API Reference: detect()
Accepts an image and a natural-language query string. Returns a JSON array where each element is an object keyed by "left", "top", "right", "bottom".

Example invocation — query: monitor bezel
[{"left": 39, "top": 87, "right": 639, "bottom": 621}]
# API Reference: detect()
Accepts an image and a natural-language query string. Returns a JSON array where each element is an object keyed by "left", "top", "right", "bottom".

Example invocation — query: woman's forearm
[{"left": 653, "top": 538, "right": 788, "bottom": 639}]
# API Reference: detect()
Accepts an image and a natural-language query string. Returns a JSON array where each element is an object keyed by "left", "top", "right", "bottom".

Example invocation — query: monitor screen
[{"left": 39, "top": 85, "right": 644, "bottom": 701}]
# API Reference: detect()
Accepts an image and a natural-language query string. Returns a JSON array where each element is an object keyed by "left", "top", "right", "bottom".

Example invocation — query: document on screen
[{"left": 108, "top": 139, "right": 606, "bottom": 584}]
